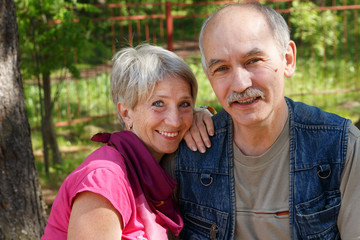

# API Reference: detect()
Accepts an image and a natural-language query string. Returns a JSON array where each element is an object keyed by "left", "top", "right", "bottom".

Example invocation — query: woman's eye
[
  {"left": 180, "top": 101, "right": 192, "bottom": 108},
  {"left": 152, "top": 100, "right": 164, "bottom": 107}
]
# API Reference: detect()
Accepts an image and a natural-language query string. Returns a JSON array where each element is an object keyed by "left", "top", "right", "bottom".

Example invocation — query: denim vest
[{"left": 175, "top": 97, "right": 351, "bottom": 240}]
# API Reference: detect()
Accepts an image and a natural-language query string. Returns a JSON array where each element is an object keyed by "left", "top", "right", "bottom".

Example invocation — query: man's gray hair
[
  {"left": 111, "top": 44, "right": 198, "bottom": 128},
  {"left": 199, "top": 2, "right": 290, "bottom": 71}
]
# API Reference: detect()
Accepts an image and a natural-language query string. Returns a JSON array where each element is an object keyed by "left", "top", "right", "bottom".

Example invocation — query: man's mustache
[{"left": 227, "top": 88, "right": 265, "bottom": 107}]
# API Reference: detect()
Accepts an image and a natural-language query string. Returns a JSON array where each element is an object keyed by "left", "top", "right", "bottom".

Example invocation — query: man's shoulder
[
  {"left": 212, "top": 109, "right": 231, "bottom": 129},
  {"left": 286, "top": 97, "right": 349, "bottom": 127},
  {"left": 349, "top": 123, "right": 360, "bottom": 138}
]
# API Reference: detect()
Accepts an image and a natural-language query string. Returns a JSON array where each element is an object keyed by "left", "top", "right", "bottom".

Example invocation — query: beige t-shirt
[{"left": 233, "top": 119, "right": 290, "bottom": 239}]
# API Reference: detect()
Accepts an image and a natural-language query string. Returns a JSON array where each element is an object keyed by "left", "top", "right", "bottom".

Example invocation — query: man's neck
[{"left": 233, "top": 104, "right": 289, "bottom": 156}]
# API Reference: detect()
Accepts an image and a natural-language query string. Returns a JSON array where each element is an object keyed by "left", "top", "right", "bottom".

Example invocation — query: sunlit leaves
[{"left": 290, "top": 0, "right": 340, "bottom": 57}]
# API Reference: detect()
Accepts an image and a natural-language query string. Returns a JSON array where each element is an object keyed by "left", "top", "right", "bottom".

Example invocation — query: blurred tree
[
  {"left": 15, "top": 0, "right": 97, "bottom": 174},
  {"left": 0, "top": 0, "right": 47, "bottom": 238}
]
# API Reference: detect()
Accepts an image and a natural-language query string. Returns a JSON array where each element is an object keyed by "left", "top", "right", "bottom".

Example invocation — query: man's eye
[
  {"left": 247, "top": 58, "right": 260, "bottom": 65},
  {"left": 152, "top": 100, "right": 164, "bottom": 107},
  {"left": 214, "top": 66, "right": 228, "bottom": 73}
]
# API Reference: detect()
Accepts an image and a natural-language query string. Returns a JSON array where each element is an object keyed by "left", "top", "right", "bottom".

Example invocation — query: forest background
[{"left": 14, "top": 0, "right": 360, "bottom": 214}]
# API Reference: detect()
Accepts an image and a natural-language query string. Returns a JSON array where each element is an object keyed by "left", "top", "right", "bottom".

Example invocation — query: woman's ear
[
  {"left": 117, "top": 102, "right": 132, "bottom": 130},
  {"left": 284, "top": 40, "right": 297, "bottom": 78}
]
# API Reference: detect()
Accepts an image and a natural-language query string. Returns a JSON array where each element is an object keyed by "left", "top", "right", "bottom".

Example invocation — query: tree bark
[
  {"left": 0, "top": 0, "right": 47, "bottom": 239},
  {"left": 42, "top": 71, "right": 62, "bottom": 166}
]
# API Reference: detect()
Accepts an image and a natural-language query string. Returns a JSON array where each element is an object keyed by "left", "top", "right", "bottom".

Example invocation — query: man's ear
[
  {"left": 284, "top": 40, "right": 297, "bottom": 78},
  {"left": 117, "top": 102, "right": 132, "bottom": 129}
]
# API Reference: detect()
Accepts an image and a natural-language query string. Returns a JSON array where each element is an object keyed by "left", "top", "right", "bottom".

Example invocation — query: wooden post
[{"left": 165, "top": 1, "right": 173, "bottom": 51}]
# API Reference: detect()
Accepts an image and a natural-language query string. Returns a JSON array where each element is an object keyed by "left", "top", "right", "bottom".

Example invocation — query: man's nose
[{"left": 231, "top": 67, "right": 252, "bottom": 92}]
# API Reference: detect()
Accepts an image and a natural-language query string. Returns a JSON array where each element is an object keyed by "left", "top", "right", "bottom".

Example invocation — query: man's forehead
[
  {"left": 203, "top": 11, "right": 270, "bottom": 50},
  {"left": 210, "top": 5, "right": 260, "bottom": 25},
  {"left": 205, "top": 7, "right": 267, "bottom": 38}
]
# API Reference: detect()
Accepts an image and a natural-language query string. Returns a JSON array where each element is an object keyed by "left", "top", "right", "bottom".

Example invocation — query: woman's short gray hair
[
  {"left": 111, "top": 44, "right": 198, "bottom": 128},
  {"left": 199, "top": 2, "right": 290, "bottom": 72}
]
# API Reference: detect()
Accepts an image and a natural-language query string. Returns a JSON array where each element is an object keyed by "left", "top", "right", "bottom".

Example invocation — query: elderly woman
[{"left": 42, "top": 44, "right": 198, "bottom": 240}]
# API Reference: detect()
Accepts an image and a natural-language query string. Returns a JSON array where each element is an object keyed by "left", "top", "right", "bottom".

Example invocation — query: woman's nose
[{"left": 165, "top": 108, "right": 181, "bottom": 127}]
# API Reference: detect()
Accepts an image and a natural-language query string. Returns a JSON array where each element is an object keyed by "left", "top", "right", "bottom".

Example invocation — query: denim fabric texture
[{"left": 175, "top": 97, "right": 350, "bottom": 240}]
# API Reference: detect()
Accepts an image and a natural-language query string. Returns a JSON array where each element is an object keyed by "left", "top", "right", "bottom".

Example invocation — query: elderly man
[{"left": 173, "top": 2, "right": 360, "bottom": 239}]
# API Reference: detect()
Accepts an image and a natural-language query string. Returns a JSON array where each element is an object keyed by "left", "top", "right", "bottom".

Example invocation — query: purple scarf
[{"left": 91, "top": 131, "right": 183, "bottom": 236}]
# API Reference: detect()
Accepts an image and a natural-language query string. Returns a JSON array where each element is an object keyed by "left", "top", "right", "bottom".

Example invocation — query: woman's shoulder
[
  {"left": 58, "top": 145, "right": 130, "bottom": 199},
  {"left": 87, "top": 145, "right": 125, "bottom": 163},
  {"left": 69, "top": 145, "right": 125, "bottom": 175},
  {"left": 45, "top": 146, "right": 135, "bottom": 237},
  {"left": 60, "top": 145, "right": 134, "bottom": 208}
]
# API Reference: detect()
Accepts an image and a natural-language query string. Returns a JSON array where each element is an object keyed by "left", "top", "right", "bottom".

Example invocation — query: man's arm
[{"left": 338, "top": 124, "right": 360, "bottom": 239}]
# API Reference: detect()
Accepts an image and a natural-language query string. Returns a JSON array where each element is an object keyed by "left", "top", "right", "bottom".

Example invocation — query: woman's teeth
[{"left": 158, "top": 131, "right": 178, "bottom": 137}]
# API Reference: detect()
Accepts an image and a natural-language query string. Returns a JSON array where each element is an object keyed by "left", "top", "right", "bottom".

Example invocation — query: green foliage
[
  {"left": 34, "top": 116, "right": 119, "bottom": 189},
  {"left": 290, "top": 0, "right": 340, "bottom": 57},
  {"left": 187, "top": 57, "right": 221, "bottom": 111},
  {"left": 37, "top": 152, "right": 87, "bottom": 189},
  {"left": 24, "top": 72, "right": 113, "bottom": 127},
  {"left": 16, "top": 0, "right": 100, "bottom": 80}
]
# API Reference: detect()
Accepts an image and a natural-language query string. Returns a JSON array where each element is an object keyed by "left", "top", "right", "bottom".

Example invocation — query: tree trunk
[
  {"left": 42, "top": 71, "right": 62, "bottom": 166},
  {"left": 0, "top": 0, "right": 47, "bottom": 239}
]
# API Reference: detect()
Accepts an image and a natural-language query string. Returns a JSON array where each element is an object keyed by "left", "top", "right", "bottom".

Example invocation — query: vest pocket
[
  {"left": 179, "top": 200, "right": 228, "bottom": 240},
  {"left": 295, "top": 190, "right": 341, "bottom": 239}
]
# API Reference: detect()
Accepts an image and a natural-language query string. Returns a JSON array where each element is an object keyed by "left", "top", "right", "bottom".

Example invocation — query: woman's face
[{"left": 127, "top": 76, "right": 194, "bottom": 162}]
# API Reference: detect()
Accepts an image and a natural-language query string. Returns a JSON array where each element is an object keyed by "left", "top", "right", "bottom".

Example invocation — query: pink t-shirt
[{"left": 42, "top": 145, "right": 166, "bottom": 240}]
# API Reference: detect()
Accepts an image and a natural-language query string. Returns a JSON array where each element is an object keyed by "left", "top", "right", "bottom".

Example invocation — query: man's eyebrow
[
  {"left": 207, "top": 48, "right": 265, "bottom": 69},
  {"left": 243, "top": 48, "right": 264, "bottom": 58},
  {"left": 207, "top": 59, "right": 225, "bottom": 70}
]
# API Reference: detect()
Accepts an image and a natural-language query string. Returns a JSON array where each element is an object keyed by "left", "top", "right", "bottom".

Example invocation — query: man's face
[{"left": 202, "top": 7, "right": 291, "bottom": 128}]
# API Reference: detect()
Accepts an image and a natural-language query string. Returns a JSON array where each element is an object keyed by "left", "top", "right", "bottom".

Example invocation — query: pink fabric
[
  {"left": 41, "top": 143, "right": 176, "bottom": 240},
  {"left": 91, "top": 131, "right": 183, "bottom": 237}
]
